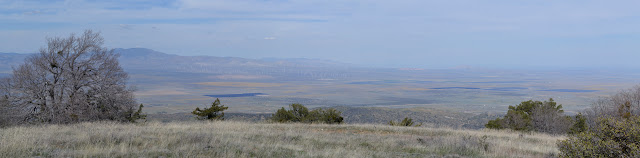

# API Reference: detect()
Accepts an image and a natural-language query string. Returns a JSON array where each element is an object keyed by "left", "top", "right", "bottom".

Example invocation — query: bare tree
[
  {"left": 0, "top": 30, "right": 138, "bottom": 125},
  {"left": 584, "top": 85, "right": 640, "bottom": 128}
]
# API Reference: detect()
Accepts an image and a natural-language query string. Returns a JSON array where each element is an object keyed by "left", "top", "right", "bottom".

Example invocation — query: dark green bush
[
  {"left": 557, "top": 116, "right": 640, "bottom": 157},
  {"left": 126, "top": 104, "right": 147, "bottom": 123},
  {"left": 192, "top": 98, "right": 228, "bottom": 120},
  {"left": 389, "top": 117, "right": 422, "bottom": 127},
  {"left": 484, "top": 118, "right": 503, "bottom": 129},
  {"left": 320, "top": 108, "right": 344, "bottom": 124},
  {"left": 485, "top": 98, "right": 573, "bottom": 134},
  {"left": 271, "top": 107, "right": 294, "bottom": 123},
  {"left": 271, "top": 103, "right": 343, "bottom": 124},
  {"left": 568, "top": 113, "right": 588, "bottom": 134},
  {"left": 289, "top": 103, "right": 309, "bottom": 122}
]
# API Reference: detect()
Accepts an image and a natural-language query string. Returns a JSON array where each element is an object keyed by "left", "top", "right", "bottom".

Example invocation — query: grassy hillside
[{"left": 0, "top": 121, "right": 562, "bottom": 157}]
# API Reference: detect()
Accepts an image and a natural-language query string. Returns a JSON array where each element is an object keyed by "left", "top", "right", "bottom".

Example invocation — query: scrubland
[{"left": 0, "top": 121, "right": 563, "bottom": 157}]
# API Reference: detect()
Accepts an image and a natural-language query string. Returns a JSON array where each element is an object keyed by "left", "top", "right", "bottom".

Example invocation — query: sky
[{"left": 2, "top": 0, "right": 640, "bottom": 69}]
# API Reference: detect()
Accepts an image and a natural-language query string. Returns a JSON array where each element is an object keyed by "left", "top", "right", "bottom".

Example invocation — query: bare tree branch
[{"left": 0, "top": 30, "right": 137, "bottom": 125}]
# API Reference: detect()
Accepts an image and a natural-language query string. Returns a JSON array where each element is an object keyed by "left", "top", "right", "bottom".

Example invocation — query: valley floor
[{"left": 0, "top": 121, "right": 563, "bottom": 157}]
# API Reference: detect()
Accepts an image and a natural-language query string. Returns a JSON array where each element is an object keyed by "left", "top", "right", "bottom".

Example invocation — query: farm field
[{"left": 132, "top": 68, "right": 640, "bottom": 116}]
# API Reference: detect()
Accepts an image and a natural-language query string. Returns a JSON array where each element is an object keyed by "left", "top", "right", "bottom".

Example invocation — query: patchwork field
[{"left": 133, "top": 69, "right": 639, "bottom": 116}]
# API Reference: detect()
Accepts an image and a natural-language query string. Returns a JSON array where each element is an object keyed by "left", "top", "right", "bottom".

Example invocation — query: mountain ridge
[
  {"left": 0, "top": 48, "right": 359, "bottom": 80},
  {"left": 0, "top": 48, "right": 353, "bottom": 68}
]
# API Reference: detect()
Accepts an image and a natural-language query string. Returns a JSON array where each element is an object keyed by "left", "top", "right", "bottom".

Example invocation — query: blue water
[
  {"left": 432, "top": 87, "right": 481, "bottom": 90},
  {"left": 485, "top": 87, "right": 528, "bottom": 91},
  {"left": 205, "top": 93, "right": 267, "bottom": 98},
  {"left": 348, "top": 80, "right": 400, "bottom": 84},
  {"left": 432, "top": 87, "right": 527, "bottom": 91},
  {"left": 471, "top": 81, "right": 528, "bottom": 84},
  {"left": 348, "top": 80, "right": 433, "bottom": 85},
  {"left": 539, "top": 89, "right": 598, "bottom": 92}
]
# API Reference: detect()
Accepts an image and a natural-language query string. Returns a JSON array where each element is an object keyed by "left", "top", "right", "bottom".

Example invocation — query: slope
[{"left": 0, "top": 121, "right": 562, "bottom": 157}]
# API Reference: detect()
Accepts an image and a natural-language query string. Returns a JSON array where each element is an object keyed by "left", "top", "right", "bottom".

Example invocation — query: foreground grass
[{"left": 0, "top": 121, "right": 562, "bottom": 157}]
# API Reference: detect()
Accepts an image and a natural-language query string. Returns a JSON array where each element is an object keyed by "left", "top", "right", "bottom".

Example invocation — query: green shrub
[
  {"left": 270, "top": 104, "right": 343, "bottom": 124},
  {"left": 568, "top": 113, "right": 587, "bottom": 134},
  {"left": 126, "top": 104, "right": 147, "bottom": 123},
  {"left": 485, "top": 98, "right": 572, "bottom": 134},
  {"left": 271, "top": 107, "right": 294, "bottom": 123},
  {"left": 557, "top": 116, "right": 640, "bottom": 157},
  {"left": 192, "top": 98, "right": 228, "bottom": 120},
  {"left": 484, "top": 118, "right": 504, "bottom": 129},
  {"left": 389, "top": 117, "right": 422, "bottom": 127},
  {"left": 289, "top": 103, "right": 309, "bottom": 122},
  {"left": 320, "top": 108, "right": 344, "bottom": 124}
]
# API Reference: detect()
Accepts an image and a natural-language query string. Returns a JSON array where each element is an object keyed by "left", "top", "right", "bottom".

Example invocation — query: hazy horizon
[
  {"left": 2, "top": 0, "right": 640, "bottom": 69},
  {"left": 2, "top": 47, "right": 638, "bottom": 71}
]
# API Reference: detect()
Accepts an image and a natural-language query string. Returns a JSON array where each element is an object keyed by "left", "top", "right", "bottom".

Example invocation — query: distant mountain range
[
  {"left": 0, "top": 53, "right": 29, "bottom": 73},
  {"left": 0, "top": 48, "right": 361, "bottom": 80},
  {"left": 117, "top": 48, "right": 351, "bottom": 67}
]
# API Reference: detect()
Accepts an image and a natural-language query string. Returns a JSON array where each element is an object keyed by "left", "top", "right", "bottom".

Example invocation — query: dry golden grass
[{"left": 0, "top": 121, "right": 563, "bottom": 157}]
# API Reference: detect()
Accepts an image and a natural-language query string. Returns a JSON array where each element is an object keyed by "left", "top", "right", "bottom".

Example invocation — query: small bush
[
  {"left": 126, "top": 104, "right": 147, "bottom": 123},
  {"left": 270, "top": 103, "right": 343, "bottom": 124},
  {"left": 271, "top": 107, "right": 295, "bottom": 123},
  {"left": 320, "top": 108, "right": 344, "bottom": 124},
  {"left": 557, "top": 116, "right": 640, "bottom": 157},
  {"left": 568, "top": 113, "right": 587, "bottom": 134},
  {"left": 192, "top": 98, "right": 228, "bottom": 120},
  {"left": 389, "top": 117, "right": 422, "bottom": 127},
  {"left": 484, "top": 118, "right": 503, "bottom": 129}
]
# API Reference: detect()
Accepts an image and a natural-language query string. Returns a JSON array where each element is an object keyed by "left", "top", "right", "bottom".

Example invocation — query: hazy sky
[{"left": 2, "top": 0, "right": 640, "bottom": 69}]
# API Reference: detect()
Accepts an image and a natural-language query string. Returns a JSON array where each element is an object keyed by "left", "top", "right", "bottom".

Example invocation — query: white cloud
[{"left": 3, "top": 0, "right": 640, "bottom": 68}]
